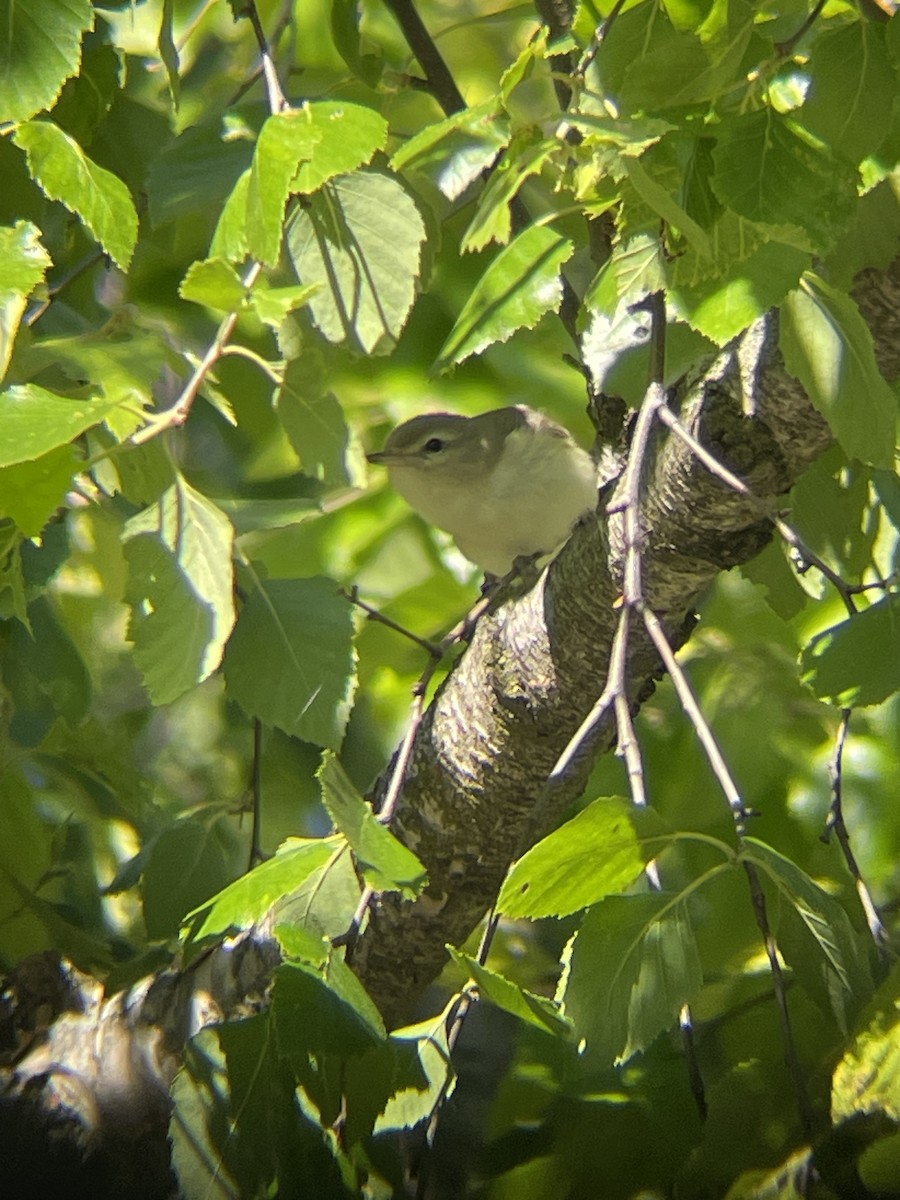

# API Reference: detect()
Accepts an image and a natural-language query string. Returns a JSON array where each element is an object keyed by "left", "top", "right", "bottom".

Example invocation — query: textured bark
[
  {"left": 3, "top": 261, "right": 898, "bottom": 1188},
  {"left": 350, "top": 277, "right": 894, "bottom": 1025}
]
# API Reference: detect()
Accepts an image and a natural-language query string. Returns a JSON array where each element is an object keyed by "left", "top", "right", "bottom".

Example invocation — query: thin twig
[
  {"left": 825, "top": 708, "right": 889, "bottom": 953},
  {"left": 26, "top": 247, "right": 106, "bottom": 327},
  {"left": 248, "top": 719, "right": 265, "bottom": 870},
  {"left": 244, "top": 0, "right": 290, "bottom": 112},
  {"left": 776, "top": 0, "right": 828, "bottom": 56},
  {"left": 656, "top": 398, "right": 891, "bottom": 956},
  {"left": 382, "top": 0, "right": 466, "bottom": 115},
  {"left": 130, "top": 261, "right": 263, "bottom": 445},
  {"left": 341, "top": 586, "right": 442, "bottom": 657}
]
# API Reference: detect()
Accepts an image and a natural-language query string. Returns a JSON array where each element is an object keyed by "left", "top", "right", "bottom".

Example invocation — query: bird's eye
[{"left": 423, "top": 437, "right": 445, "bottom": 454}]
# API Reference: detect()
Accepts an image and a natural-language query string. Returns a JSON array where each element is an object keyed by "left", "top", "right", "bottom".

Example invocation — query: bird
[{"left": 366, "top": 405, "right": 598, "bottom": 577}]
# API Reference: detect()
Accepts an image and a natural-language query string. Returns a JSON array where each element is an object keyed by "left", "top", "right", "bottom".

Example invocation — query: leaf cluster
[{"left": 1, "top": 1, "right": 899, "bottom": 1197}]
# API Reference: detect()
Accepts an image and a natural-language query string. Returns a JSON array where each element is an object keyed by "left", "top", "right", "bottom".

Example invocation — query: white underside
[{"left": 389, "top": 426, "right": 598, "bottom": 575}]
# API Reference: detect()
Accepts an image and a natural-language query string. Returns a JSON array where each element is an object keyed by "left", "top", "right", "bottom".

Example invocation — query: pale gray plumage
[{"left": 367, "top": 405, "right": 597, "bottom": 575}]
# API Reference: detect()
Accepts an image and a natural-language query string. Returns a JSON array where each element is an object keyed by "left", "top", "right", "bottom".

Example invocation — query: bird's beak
[{"left": 366, "top": 451, "right": 387, "bottom": 465}]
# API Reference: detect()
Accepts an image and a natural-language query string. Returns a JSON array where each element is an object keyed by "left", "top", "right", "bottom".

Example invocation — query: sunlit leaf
[
  {"left": 0, "top": 385, "right": 116, "bottom": 467},
  {"left": 285, "top": 169, "right": 426, "bottom": 355},
  {"left": 0, "top": 220, "right": 51, "bottom": 382},
  {"left": 123, "top": 478, "right": 236, "bottom": 706},
  {"left": 14, "top": 118, "right": 138, "bottom": 269},
  {"left": 448, "top": 949, "right": 571, "bottom": 1036},
  {"left": 498, "top": 796, "right": 671, "bottom": 919},
  {"left": 319, "top": 753, "right": 427, "bottom": 897},
  {"left": 434, "top": 225, "right": 573, "bottom": 370}
]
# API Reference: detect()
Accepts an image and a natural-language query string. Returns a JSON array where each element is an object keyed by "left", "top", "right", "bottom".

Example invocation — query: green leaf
[
  {"left": 223, "top": 573, "right": 357, "bottom": 749},
  {"left": 123, "top": 478, "right": 236, "bottom": 706},
  {"left": 273, "top": 955, "right": 386, "bottom": 1059},
  {"left": 798, "top": 23, "right": 895, "bottom": 164},
  {"left": 249, "top": 281, "right": 318, "bottom": 329},
  {"left": 0, "top": 220, "right": 51, "bottom": 382},
  {"left": 0, "top": 444, "right": 77, "bottom": 536},
  {"left": 274, "top": 845, "right": 361, "bottom": 941},
  {"left": 275, "top": 356, "right": 354, "bottom": 487},
  {"left": 498, "top": 797, "right": 670, "bottom": 919},
  {"left": 330, "top": 0, "right": 382, "bottom": 86},
  {"left": 246, "top": 103, "right": 388, "bottom": 265},
  {"left": 285, "top": 169, "right": 426, "bottom": 355},
  {"left": 0, "top": 523, "right": 28, "bottom": 627},
  {"left": 560, "top": 892, "right": 704, "bottom": 1069},
  {"left": 318, "top": 753, "right": 427, "bottom": 898},
  {"left": 711, "top": 110, "right": 856, "bottom": 255},
  {"left": 209, "top": 166, "right": 251, "bottom": 261},
  {"left": 434, "top": 225, "right": 574, "bottom": 371},
  {"left": 0, "top": 384, "right": 116, "bottom": 466},
  {"left": 179, "top": 257, "right": 247, "bottom": 312},
  {"left": 0, "top": 0, "right": 93, "bottom": 122},
  {"left": 461, "top": 134, "right": 556, "bottom": 253},
  {"left": 170, "top": 1030, "right": 241, "bottom": 1200},
  {"left": 375, "top": 1009, "right": 454, "bottom": 1133},
  {"left": 158, "top": 0, "right": 180, "bottom": 107},
  {"left": 24, "top": 320, "right": 177, "bottom": 440},
  {"left": 390, "top": 102, "right": 511, "bottom": 201},
  {"left": 448, "top": 949, "right": 571, "bottom": 1036},
  {"left": 142, "top": 813, "right": 243, "bottom": 939},
  {"left": 13, "top": 118, "right": 138, "bottom": 269},
  {"left": 186, "top": 837, "right": 341, "bottom": 943},
  {"left": 800, "top": 596, "right": 900, "bottom": 709},
  {"left": 744, "top": 838, "right": 874, "bottom": 1033},
  {"left": 3, "top": 594, "right": 91, "bottom": 743},
  {"left": 148, "top": 124, "right": 252, "bottom": 229},
  {"left": 780, "top": 273, "right": 897, "bottom": 469},
  {"left": 832, "top": 963, "right": 900, "bottom": 1122},
  {"left": 669, "top": 213, "right": 810, "bottom": 344},
  {"left": 623, "top": 157, "right": 710, "bottom": 257}
]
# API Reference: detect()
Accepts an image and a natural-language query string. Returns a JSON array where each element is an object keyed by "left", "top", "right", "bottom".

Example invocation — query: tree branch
[{"left": 349, "top": 264, "right": 899, "bottom": 1022}]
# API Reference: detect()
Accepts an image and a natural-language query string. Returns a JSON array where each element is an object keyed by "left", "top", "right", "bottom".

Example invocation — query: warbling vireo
[{"left": 366, "top": 405, "right": 597, "bottom": 576}]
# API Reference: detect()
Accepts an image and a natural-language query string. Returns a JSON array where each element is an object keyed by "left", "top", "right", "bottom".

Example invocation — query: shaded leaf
[
  {"left": 0, "top": 0, "right": 93, "bottom": 122},
  {"left": 780, "top": 273, "right": 897, "bottom": 469},
  {"left": 798, "top": 23, "right": 895, "bottom": 164},
  {"left": 711, "top": 110, "right": 856, "bottom": 254},
  {"left": 275, "top": 357, "right": 354, "bottom": 486},
  {"left": 224, "top": 573, "right": 356, "bottom": 749},
  {"left": 800, "top": 597, "right": 900, "bottom": 709},
  {"left": 273, "top": 954, "right": 386, "bottom": 1060},
  {"left": 744, "top": 838, "right": 874, "bottom": 1033},
  {"left": 560, "top": 892, "right": 704, "bottom": 1069},
  {"left": 143, "top": 813, "right": 243, "bottom": 940}
]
